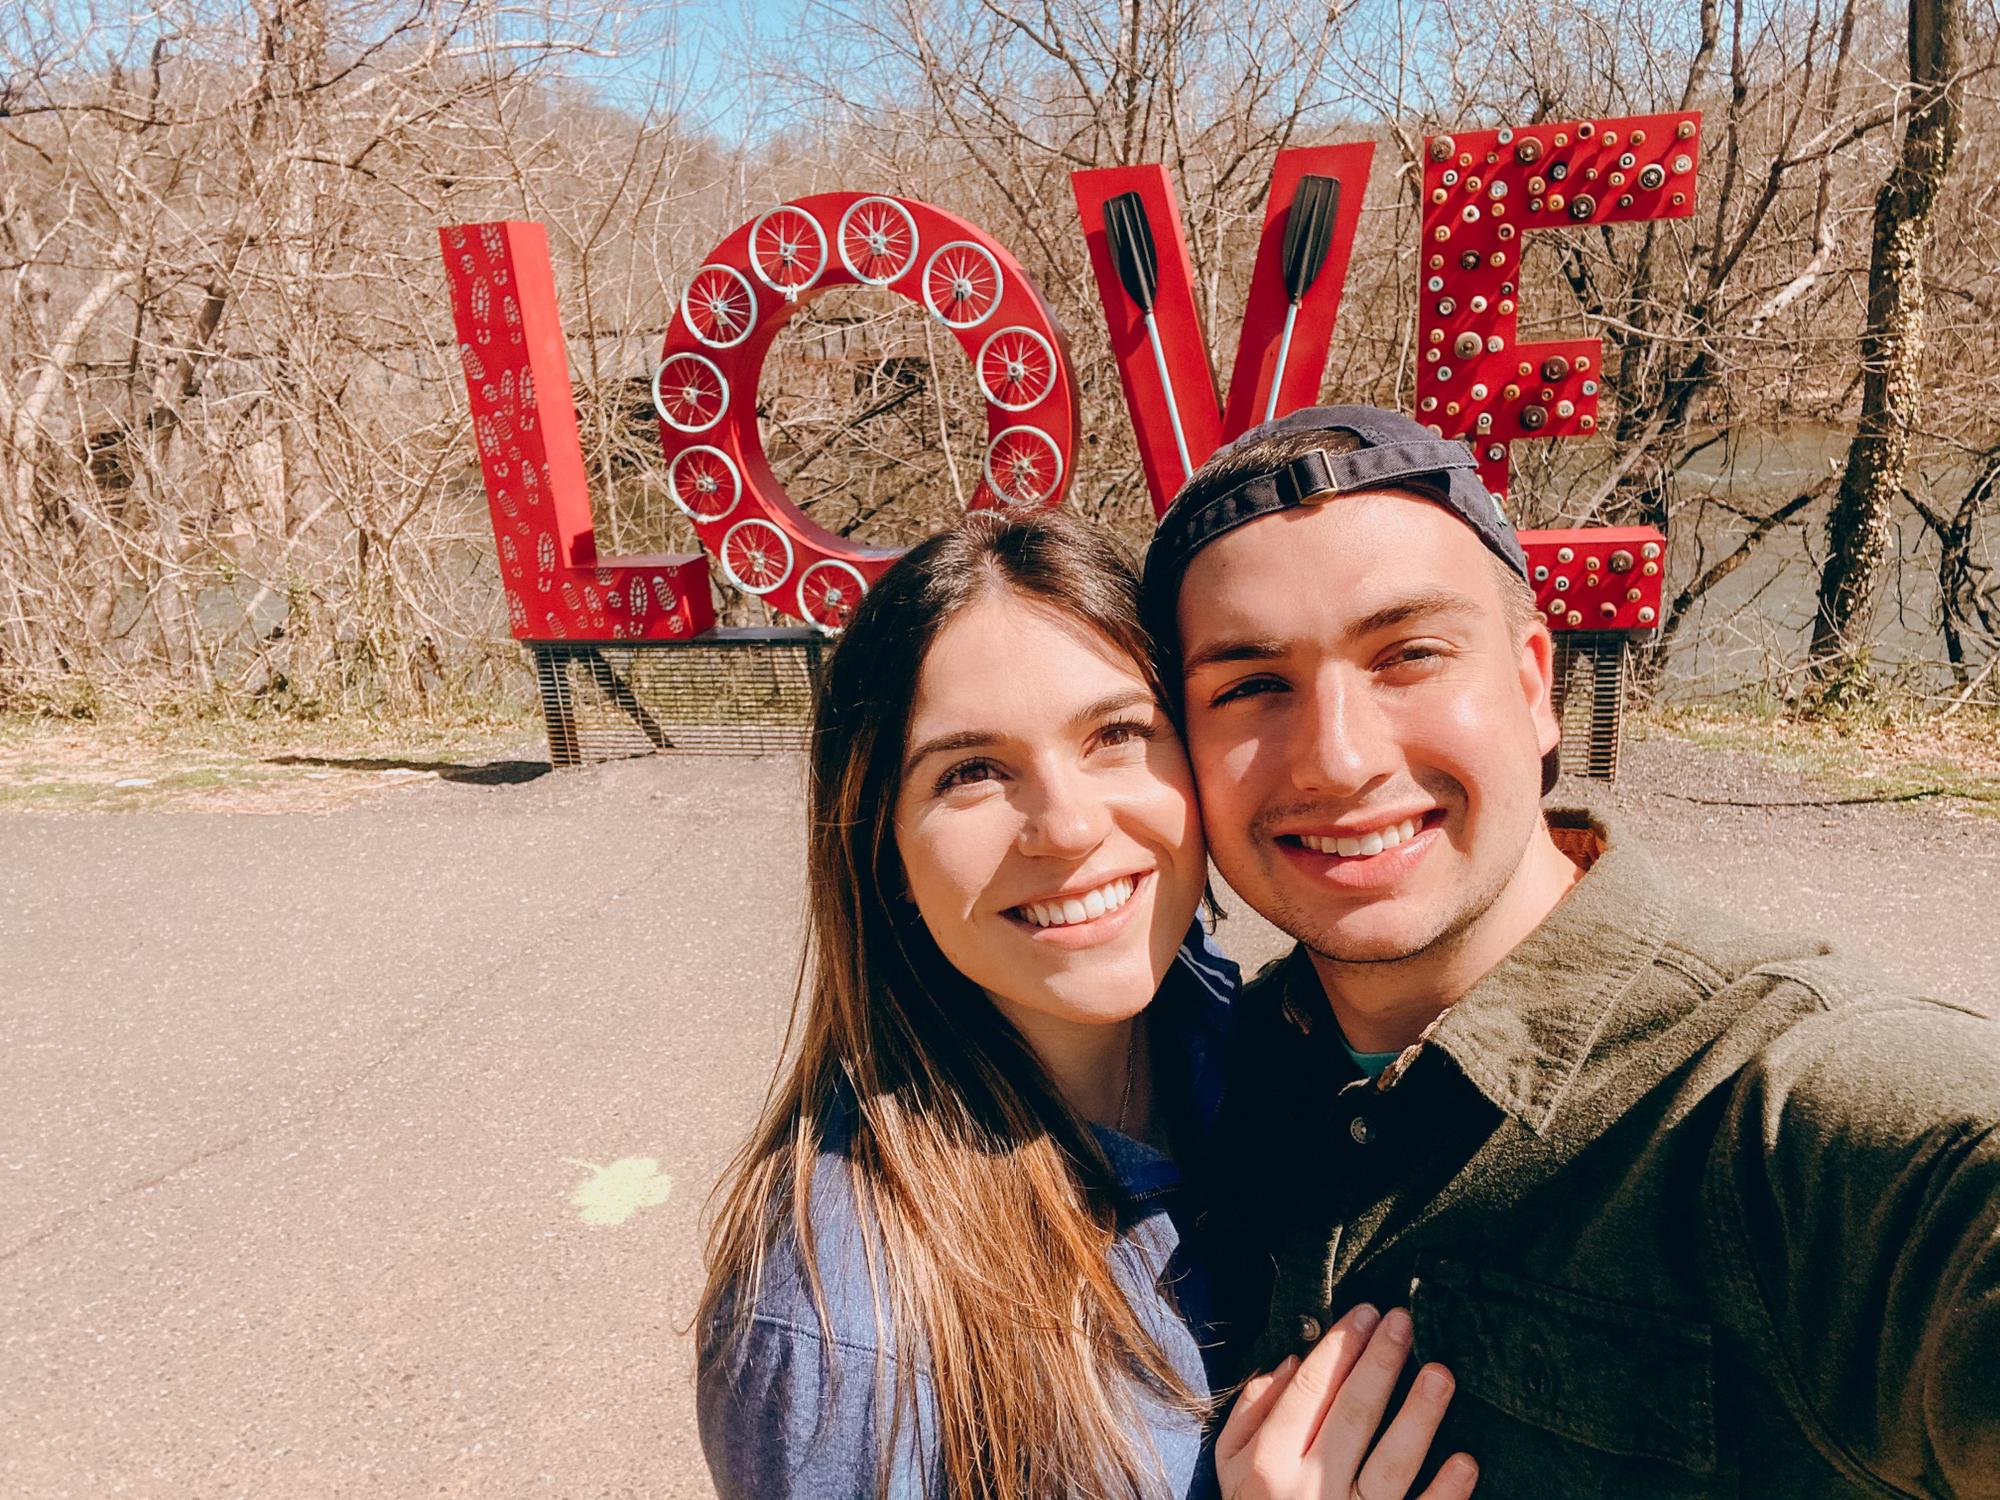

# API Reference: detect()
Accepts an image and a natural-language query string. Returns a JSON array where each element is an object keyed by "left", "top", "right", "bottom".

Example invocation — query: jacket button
[
  {"left": 1349, "top": 1115, "right": 1376, "bottom": 1145},
  {"left": 1296, "top": 1314, "right": 1322, "bottom": 1344}
]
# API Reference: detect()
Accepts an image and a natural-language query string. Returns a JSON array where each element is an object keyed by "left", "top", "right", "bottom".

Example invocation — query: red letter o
[{"left": 653, "top": 193, "right": 1078, "bottom": 631}]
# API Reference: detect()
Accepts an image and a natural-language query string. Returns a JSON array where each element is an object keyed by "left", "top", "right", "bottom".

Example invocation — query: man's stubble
[{"left": 1240, "top": 771, "right": 1533, "bottom": 969}]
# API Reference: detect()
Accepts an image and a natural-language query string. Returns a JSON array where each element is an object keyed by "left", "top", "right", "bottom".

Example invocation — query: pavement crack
[{"left": 1655, "top": 787, "right": 1953, "bottom": 809}]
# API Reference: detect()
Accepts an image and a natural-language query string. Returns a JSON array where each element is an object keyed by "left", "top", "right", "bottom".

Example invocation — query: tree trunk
[
  {"left": 1909, "top": 445, "right": 2000, "bottom": 689},
  {"left": 1807, "top": 0, "right": 1965, "bottom": 696}
]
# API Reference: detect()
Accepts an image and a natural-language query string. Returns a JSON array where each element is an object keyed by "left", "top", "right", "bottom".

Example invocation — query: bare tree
[
  {"left": 3, "top": 0, "right": 1998, "bottom": 721},
  {"left": 0, "top": 0, "right": 733, "bottom": 712},
  {"left": 1808, "top": 0, "right": 1969, "bottom": 695}
]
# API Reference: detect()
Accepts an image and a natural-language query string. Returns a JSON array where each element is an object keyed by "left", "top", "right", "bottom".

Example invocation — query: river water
[
  {"left": 1656, "top": 423, "right": 1978, "bottom": 701},
  {"left": 177, "top": 421, "right": 1987, "bottom": 707}
]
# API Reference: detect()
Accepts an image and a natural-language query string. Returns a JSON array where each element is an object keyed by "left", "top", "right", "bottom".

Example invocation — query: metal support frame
[
  {"left": 531, "top": 626, "right": 1634, "bottom": 777},
  {"left": 1551, "top": 631, "right": 1628, "bottom": 781},
  {"left": 528, "top": 628, "right": 828, "bottom": 765}
]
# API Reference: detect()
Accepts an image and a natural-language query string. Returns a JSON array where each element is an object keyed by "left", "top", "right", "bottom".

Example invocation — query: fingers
[
  {"left": 1306, "top": 1305, "right": 1416, "bottom": 1475},
  {"left": 1215, "top": 1356, "right": 1299, "bottom": 1466},
  {"left": 1415, "top": 1453, "right": 1480, "bottom": 1499},
  {"left": 1253, "top": 1303, "right": 1381, "bottom": 1461},
  {"left": 1351, "top": 1362, "right": 1457, "bottom": 1500}
]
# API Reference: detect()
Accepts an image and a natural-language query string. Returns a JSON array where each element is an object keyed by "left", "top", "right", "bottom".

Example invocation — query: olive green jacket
[{"left": 1207, "top": 808, "right": 2000, "bottom": 1499}]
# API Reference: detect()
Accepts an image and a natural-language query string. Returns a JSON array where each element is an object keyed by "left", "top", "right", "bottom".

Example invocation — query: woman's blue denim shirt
[{"left": 697, "top": 923, "right": 1239, "bottom": 1498}]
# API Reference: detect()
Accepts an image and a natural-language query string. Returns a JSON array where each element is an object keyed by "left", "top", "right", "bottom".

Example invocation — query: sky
[
  {"left": 17, "top": 0, "right": 812, "bottom": 144},
  {"left": 568, "top": 0, "right": 814, "bottom": 141},
  {"left": 23, "top": 0, "right": 1727, "bottom": 148}
]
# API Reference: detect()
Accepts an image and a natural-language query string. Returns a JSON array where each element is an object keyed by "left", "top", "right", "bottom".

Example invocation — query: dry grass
[
  {"left": 1639, "top": 699, "right": 2000, "bottom": 814},
  {"left": 0, "top": 701, "right": 542, "bottom": 814},
  {"left": 9, "top": 691, "right": 1999, "bottom": 818}
]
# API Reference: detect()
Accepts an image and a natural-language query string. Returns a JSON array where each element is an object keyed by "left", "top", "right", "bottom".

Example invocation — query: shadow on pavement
[{"left": 263, "top": 754, "right": 552, "bottom": 786}]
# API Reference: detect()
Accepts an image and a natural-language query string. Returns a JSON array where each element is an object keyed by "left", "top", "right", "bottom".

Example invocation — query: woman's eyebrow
[
  {"left": 1068, "top": 688, "right": 1156, "bottom": 728},
  {"left": 902, "top": 690, "right": 1155, "bottom": 779},
  {"left": 903, "top": 728, "right": 996, "bottom": 779}
]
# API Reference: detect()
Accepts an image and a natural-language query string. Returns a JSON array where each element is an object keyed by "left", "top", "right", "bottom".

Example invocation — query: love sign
[{"left": 441, "top": 111, "right": 1699, "bottom": 642}]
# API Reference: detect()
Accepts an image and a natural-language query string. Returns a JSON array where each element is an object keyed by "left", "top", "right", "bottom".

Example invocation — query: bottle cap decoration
[{"left": 1416, "top": 111, "right": 1701, "bottom": 508}]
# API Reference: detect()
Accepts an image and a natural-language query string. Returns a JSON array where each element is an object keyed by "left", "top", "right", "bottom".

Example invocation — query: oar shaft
[
  {"left": 1264, "top": 300, "right": 1302, "bottom": 423},
  {"left": 1142, "top": 311, "right": 1194, "bottom": 480}
]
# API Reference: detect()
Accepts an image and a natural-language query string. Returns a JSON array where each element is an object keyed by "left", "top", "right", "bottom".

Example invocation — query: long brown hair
[{"left": 699, "top": 510, "right": 1205, "bottom": 1498}]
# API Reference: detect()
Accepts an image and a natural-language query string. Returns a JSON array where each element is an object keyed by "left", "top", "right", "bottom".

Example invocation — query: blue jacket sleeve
[
  {"left": 696, "top": 1144, "right": 940, "bottom": 1500},
  {"left": 697, "top": 1307, "right": 937, "bottom": 1499}
]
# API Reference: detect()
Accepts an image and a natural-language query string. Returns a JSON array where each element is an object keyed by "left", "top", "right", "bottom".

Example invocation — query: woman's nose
[{"left": 1016, "top": 766, "right": 1109, "bottom": 857}]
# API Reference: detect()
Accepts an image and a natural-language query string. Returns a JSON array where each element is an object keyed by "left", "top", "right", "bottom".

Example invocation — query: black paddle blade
[
  {"left": 1103, "top": 191, "right": 1160, "bottom": 313},
  {"left": 1280, "top": 174, "right": 1339, "bottom": 304}
]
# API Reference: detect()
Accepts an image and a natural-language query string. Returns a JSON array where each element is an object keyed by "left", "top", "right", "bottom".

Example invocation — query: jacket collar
[
  {"left": 1425, "top": 807, "right": 1678, "bottom": 1133},
  {"left": 1277, "top": 806, "right": 1682, "bottom": 1136},
  {"left": 1095, "top": 919, "right": 1241, "bottom": 1199}
]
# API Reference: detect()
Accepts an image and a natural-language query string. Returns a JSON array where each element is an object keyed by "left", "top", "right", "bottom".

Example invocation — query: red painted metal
[
  {"left": 1221, "top": 144, "right": 1376, "bottom": 439},
  {"left": 1522, "top": 526, "right": 1667, "bottom": 631},
  {"left": 1073, "top": 144, "right": 1374, "bottom": 516},
  {"left": 1073, "top": 166, "right": 1224, "bottom": 514},
  {"left": 446, "top": 119, "right": 1701, "bottom": 647},
  {"left": 440, "top": 221, "right": 714, "bottom": 642},
  {"left": 653, "top": 192, "right": 1078, "bottom": 633},
  {"left": 1416, "top": 113, "right": 1702, "bottom": 508}
]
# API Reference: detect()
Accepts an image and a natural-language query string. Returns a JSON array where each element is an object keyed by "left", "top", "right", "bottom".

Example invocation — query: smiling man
[{"left": 1143, "top": 406, "right": 2000, "bottom": 1498}]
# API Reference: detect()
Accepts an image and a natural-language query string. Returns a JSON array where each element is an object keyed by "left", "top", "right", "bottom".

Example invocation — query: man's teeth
[
  {"left": 1015, "top": 875, "right": 1139, "bottom": 929},
  {"left": 1298, "top": 817, "right": 1424, "bottom": 858}
]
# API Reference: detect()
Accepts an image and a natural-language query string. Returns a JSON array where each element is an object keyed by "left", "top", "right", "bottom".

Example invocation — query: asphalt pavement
[{"left": 2, "top": 738, "right": 1994, "bottom": 1497}]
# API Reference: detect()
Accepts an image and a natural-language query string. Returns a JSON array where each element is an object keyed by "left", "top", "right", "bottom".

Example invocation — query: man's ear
[{"left": 1520, "top": 621, "right": 1560, "bottom": 759}]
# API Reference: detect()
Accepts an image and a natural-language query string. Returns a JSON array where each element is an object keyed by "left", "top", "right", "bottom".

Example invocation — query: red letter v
[{"left": 1073, "top": 143, "right": 1373, "bottom": 517}]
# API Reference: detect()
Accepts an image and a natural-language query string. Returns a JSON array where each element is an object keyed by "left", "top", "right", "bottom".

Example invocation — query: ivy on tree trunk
[{"left": 1808, "top": 0, "right": 1966, "bottom": 697}]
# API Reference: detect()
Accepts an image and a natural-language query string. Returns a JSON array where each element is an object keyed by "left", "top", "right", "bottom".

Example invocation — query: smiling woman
[
  {"left": 892, "top": 586, "right": 1207, "bottom": 1121},
  {"left": 694, "top": 510, "right": 1474, "bottom": 1500},
  {"left": 695, "top": 511, "right": 1232, "bottom": 1499}
]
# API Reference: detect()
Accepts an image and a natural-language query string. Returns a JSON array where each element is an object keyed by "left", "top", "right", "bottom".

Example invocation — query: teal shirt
[{"left": 1337, "top": 1034, "right": 1400, "bottom": 1080}]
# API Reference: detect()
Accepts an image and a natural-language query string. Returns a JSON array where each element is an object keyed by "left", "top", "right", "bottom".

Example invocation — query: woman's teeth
[
  {"left": 1015, "top": 875, "right": 1139, "bottom": 929},
  {"left": 1298, "top": 817, "right": 1424, "bottom": 858}
]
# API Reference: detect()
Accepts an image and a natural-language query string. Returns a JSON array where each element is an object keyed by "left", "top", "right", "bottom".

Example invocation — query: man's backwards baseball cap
[
  {"left": 1141, "top": 404, "right": 1527, "bottom": 611},
  {"left": 1142, "top": 403, "right": 1560, "bottom": 793}
]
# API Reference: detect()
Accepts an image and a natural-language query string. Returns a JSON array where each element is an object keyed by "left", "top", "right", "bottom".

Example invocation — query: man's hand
[{"left": 1215, "top": 1304, "right": 1478, "bottom": 1500}]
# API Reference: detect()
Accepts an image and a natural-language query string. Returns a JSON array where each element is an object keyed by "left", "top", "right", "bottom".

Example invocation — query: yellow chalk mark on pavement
[{"left": 565, "top": 1156, "right": 673, "bottom": 1226}]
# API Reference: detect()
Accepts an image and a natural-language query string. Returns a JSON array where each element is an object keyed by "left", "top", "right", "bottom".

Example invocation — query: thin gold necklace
[{"left": 1113, "top": 1019, "right": 1140, "bottom": 1136}]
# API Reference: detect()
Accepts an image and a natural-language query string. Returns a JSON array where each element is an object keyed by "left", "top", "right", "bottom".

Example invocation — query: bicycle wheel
[
  {"left": 749, "top": 204, "right": 829, "bottom": 301},
  {"left": 837, "top": 197, "right": 920, "bottom": 286},
  {"left": 720, "top": 518, "right": 795, "bottom": 595},
  {"left": 680, "top": 264, "right": 758, "bottom": 349},
  {"left": 922, "top": 240, "right": 1003, "bottom": 329},
  {"left": 797, "top": 559, "right": 868, "bottom": 633},
  {"left": 651, "top": 352, "right": 730, "bottom": 433},
  {"left": 976, "top": 326, "right": 1058, "bottom": 412},
  {"left": 983, "top": 424, "right": 1064, "bottom": 506},
  {"left": 667, "top": 445, "right": 742, "bottom": 522}
]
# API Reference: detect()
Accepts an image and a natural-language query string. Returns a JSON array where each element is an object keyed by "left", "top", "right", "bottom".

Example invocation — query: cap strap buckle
[{"left": 1277, "top": 449, "right": 1340, "bottom": 506}]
